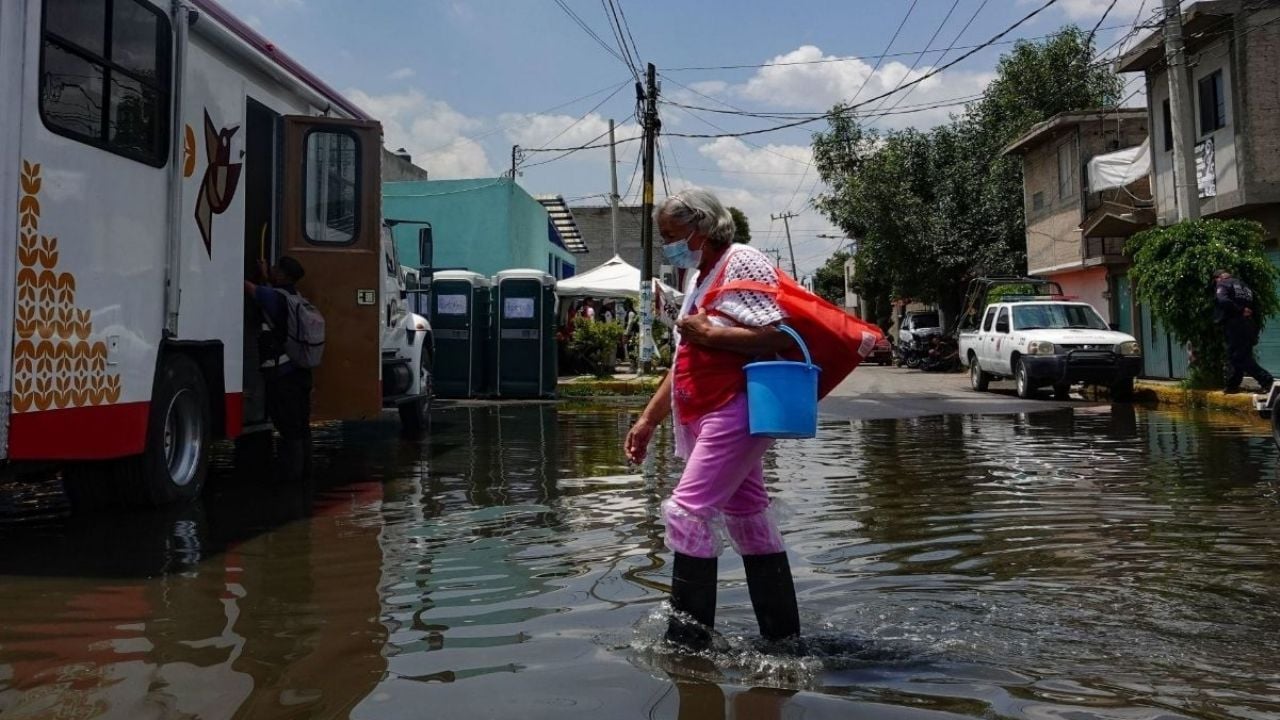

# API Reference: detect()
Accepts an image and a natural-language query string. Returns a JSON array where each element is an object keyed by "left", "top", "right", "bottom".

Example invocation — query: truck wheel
[
  {"left": 65, "top": 354, "right": 210, "bottom": 509},
  {"left": 1014, "top": 359, "right": 1035, "bottom": 399},
  {"left": 1053, "top": 383, "right": 1071, "bottom": 400},
  {"left": 1110, "top": 377, "right": 1135, "bottom": 402},
  {"left": 398, "top": 347, "right": 433, "bottom": 434},
  {"left": 969, "top": 358, "right": 990, "bottom": 392}
]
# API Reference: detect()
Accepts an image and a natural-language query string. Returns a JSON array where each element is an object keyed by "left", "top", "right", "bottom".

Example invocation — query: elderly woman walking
[{"left": 625, "top": 188, "right": 801, "bottom": 650}]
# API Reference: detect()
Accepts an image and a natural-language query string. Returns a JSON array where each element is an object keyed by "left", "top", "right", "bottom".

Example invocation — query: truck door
[
  {"left": 991, "top": 307, "right": 1011, "bottom": 375},
  {"left": 978, "top": 307, "right": 997, "bottom": 368},
  {"left": 280, "top": 116, "right": 382, "bottom": 421}
]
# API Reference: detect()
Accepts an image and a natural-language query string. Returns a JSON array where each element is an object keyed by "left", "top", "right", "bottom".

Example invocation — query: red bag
[{"left": 704, "top": 270, "right": 883, "bottom": 399}]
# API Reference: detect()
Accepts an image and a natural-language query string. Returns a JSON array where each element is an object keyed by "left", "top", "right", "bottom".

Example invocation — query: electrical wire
[
  {"left": 529, "top": 80, "right": 631, "bottom": 150},
  {"left": 1087, "top": 0, "right": 1121, "bottom": 48},
  {"left": 662, "top": 23, "right": 1130, "bottom": 72},
  {"left": 519, "top": 113, "right": 638, "bottom": 169},
  {"left": 552, "top": 0, "right": 637, "bottom": 79},
  {"left": 664, "top": 0, "right": 1065, "bottom": 140}
]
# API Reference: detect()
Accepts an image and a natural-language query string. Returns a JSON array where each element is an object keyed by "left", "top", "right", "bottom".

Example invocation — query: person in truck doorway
[
  {"left": 245, "top": 256, "right": 322, "bottom": 482},
  {"left": 1213, "top": 269, "right": 1275, "bottom": 394},
  {"left": 624, "top": 188, "right": 801, "bottom": 652}
]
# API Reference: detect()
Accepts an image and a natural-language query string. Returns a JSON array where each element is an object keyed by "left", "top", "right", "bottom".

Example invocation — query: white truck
[
  {"left": 959, "top": 299, "right": 1143, "bottom": 400},
  {"left": 1, "top": 0, "right": 431, "bottom": 507}
]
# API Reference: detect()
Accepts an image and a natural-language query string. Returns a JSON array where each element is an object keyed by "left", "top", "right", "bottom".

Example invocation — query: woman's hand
[
  {"left": 625, "top": 417, "right": 656, "bottom": 464},
  {"left": 676, "top": 310, "right": 716, "bottom": 347}
]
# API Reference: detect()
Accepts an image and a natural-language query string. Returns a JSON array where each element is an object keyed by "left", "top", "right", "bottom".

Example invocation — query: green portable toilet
[
  {"left": 492, "top": 269, "right": 558, "bottom": 398},
  {"left": 429, "top": 271, "right": 492, "bottom": 398}
]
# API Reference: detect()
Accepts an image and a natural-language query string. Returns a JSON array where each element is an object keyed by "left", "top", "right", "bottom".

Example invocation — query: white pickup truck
[{"left": 959, "top": 300, "right": 1142, "bottom": 400}]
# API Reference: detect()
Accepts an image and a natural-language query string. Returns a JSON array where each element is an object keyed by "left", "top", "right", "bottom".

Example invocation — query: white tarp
[
  {"left": 554, "top": 255, "right": 682, "bottom": 301},
  {"left": 1087, "top": 140, "right": 1151, "bottom": 191}
]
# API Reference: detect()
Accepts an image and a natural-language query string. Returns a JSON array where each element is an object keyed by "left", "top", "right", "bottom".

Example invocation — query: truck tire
[
  {"left": 64, "top": 354, "right": 210, "bottom": 509},
  {"left": 398, "top": 346, "right": 433, "bottom": 434},
  {"left": 1110, "top": 377, "right": 1135, "bottom": 402},
  {"left": 1014, "top": 358, "right": 1035, "bottom": 399},
  {"left": 969, "top": 356, "right": 990, "bottom": 391}
]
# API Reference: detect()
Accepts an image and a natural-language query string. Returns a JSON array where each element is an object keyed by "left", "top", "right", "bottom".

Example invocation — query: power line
[
  {"left": 529, "top": 80, "right": 630, "bottom": 150},
  {"left": 661, "top": 22, "right": 1129, "bottom": 72},
  {"left": 876, "top": 0, "right": 988, "bottom": 117},
  {"left": 657, "top": 93, "right": 984, "bottom": 120},
  {"left": 1087, "top": 0, "right": 1121, "bottom": 47},
  {"left": 600, "top": 0, "right": 641, "bottom": 81},
  {"left": 665, "top": 0, "right": 1065, "bottom": 140},
  {"left": 552, "top": 0, "right": 636, "bottom": 77},
  {"left": 519, "top": 113, "right": 637, "bottom": 169}
]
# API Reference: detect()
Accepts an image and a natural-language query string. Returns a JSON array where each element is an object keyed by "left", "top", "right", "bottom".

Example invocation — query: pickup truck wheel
[
  {"left": 1014, "top": 359, "right": 1035, "bottom": 399},
  {"left": 398, "top": 347, "right": 433, "bottom": 434},
  {"left": 1053, "top": 383, "right": 1071, "bottom": 400},
  {"left": 1110, "top": 377, "right": 1135, "bottom": 402},
  {"left": 969, "top": 359, "right": 990, "bottom": 391}
]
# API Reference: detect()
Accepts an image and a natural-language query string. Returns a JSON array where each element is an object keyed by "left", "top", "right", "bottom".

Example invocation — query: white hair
[{"left": 654, "top": 187, "right": 736, "bottom": 247}]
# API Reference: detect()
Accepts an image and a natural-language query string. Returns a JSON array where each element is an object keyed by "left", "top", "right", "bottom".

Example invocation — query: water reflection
[{"left": 0, "top": 403, "right": 1276, "bottom": 719}]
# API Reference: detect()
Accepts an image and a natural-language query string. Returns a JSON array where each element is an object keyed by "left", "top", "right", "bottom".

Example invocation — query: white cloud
[
  {"left": 345, "top": 88, "right": 494, "bottom": 178},
  {"left": 697, "top": 137, "right": 813, "bottom": 193},
  {"left": 499, "top": 113, "right": 641, "bottom": 153},
  {"left": 689, "top": 80, "right": 728, "bottom": 96},
  {"left": 1055, "top": 0, "right": 1147, "bottom": 21},
  {"left": 389, "top": 67, "right": 415, "bottom": 81},
  {"left": 734, "top": 45, "right": 994, "bottom": 129}
]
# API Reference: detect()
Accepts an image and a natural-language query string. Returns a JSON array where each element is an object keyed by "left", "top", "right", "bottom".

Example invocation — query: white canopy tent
[{"left": 554, "top": 255, "right": 682, "bottom": 301}]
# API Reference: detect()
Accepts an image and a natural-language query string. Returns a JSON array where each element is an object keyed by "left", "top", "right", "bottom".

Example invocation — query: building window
[
  {"left": 40, "top": 0, "right": 171, "bottom": 167},
  {"left": 1057, "top": 141, "right": 1074, "bottom": 199},
  {"left": 1032, "top": 191, "right": 1045, "bottom": 211},
  {"left": 303, "top": 130, "right": 360, "bottom": 245},
  {"left": 1161, "top": 99, "right": 1173, "bottom": 151},
  {"left": 1198, "top": 69, "right": 1226, "bottom": 135}
]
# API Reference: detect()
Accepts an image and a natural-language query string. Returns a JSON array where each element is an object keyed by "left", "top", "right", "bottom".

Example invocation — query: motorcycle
[{"left": 896, "top": 327, "right": 941, "bottom": 369}]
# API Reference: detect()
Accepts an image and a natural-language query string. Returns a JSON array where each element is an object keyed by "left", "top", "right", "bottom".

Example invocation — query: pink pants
[{"left": 664, "top": 394, "right": 786, "bottom": 558}]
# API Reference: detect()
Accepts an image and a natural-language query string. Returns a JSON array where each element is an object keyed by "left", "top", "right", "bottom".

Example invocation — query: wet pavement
[{"left": 1, "top": 395, "right": 1278, "bottom": 719}]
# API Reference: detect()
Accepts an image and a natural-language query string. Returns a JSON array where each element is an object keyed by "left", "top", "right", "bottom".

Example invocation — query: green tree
[
  {"left": 729, "top": 206, "right": 751, "bottom": 244},
  {"left": 812, "top": 27, "right": 1122, "bottom": 329},
  {"left": 812, "top": 250, "right": 852, "bottom": 305},
  {"left": 1128, "top": 219, "right": 1279, "bottom": 387}
]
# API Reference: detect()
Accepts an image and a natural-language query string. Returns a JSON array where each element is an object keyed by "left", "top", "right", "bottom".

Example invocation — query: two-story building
[
  {"left": 1003, "top": 108, "right": 1153, "bottom": 326},
  {"left": 1118, "top": 0, "right": 1280, "bottom": 374}
]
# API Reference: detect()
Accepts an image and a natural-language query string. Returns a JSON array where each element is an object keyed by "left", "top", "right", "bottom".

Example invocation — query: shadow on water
[{"left": 0, "top": 401, "right": 1278, "bottom": 719}]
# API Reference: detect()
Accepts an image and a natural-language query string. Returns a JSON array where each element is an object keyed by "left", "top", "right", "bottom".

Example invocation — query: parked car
[
  {"left": 869, "top": 336, "right": 893, "bottom": 366},
  {"left": 959, "top": 300, "right": 1141, "bottom": 400}
]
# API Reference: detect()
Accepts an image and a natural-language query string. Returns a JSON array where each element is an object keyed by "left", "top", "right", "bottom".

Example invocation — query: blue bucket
[{"left": 744, "top": 325, "right": 819, "bottom": 439}]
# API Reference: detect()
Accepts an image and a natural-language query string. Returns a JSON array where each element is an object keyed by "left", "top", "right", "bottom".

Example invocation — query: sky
[{"left": 221, "top": 0, "right": 1155, "bottom": 280}]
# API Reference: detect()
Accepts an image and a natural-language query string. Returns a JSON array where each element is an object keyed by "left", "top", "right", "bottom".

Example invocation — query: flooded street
[{"left": 1, "top": 401, "right": 1279, "bottom": 719}]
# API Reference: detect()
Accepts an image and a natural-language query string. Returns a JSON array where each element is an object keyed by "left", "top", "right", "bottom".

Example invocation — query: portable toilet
[
  {"left": 429, "top": 271, "right": 492, "bottom": 398},
  {"left": 492, "top": 269, "right": 558, "bottom": 398}
]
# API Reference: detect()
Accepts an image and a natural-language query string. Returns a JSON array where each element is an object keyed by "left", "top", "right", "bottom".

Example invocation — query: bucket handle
[{"left": 776, "top": 324, "right": 812, "bottom": 367}]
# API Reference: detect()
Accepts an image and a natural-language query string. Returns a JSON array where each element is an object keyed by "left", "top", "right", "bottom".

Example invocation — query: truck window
[
  {"left": 1013, "top": 304, "right": 1107, "bottom": 331},
  {"left": 40, "top": 0, "right": 172, "bottom": 167},
  {"left": 995, "top": 308, "right": 1010, "bottom": 334},
  {"left": 303, "top": 130, "right": 361, "bottom": 245},
  {"left": 982, "top": 308, "right": 997, "bottom": 332}
]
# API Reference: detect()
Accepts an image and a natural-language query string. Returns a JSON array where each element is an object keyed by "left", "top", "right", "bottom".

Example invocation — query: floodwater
[{"left": 0, "top": 401, "right": 1278, "bottom": 719}]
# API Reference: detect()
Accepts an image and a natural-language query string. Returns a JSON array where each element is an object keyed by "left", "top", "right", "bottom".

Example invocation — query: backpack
[
  {"left": 268, "top": 290, "right": 325, "bottom": 368},
  {"left": 1230, "top": 278, "right": 1255, "bottom": 306},
  {"left": 703, "top": 268, "right": 884, "bottom": 399}
]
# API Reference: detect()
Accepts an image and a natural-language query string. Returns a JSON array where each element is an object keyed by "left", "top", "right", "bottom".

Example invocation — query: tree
[
  {"left": 812, "top": 250, "right": 852, "bottom": 305},
  {"left": 1128, "top": 219, "right": 1279, "bottom": 387},
  {"left": 812, "top": 27, "right": 1122, "bottom": 330},
  {"left": 729, "top": 206, "right": 751, "bottom": 244}
]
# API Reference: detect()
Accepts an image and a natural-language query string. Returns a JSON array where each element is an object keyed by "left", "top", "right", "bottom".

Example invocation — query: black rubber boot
[
  {"left": 666, "top": 553, "right": 718, "bottom": 651},
  {"left": 743, "top": 552, "right": 800, "bottom": 643}
]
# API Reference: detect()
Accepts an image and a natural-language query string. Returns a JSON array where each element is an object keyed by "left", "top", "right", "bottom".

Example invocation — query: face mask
[{"left": 662, "top": 234, "right": 702, "bottom": 269}]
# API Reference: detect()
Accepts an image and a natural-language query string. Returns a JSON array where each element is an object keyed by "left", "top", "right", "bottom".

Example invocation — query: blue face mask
[{"left": 662, "top": 234, "right": 702, "bottom": 269}]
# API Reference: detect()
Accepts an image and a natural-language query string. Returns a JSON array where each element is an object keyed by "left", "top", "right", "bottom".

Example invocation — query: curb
[
  {"left": 557, "top": 377, "right": 663, "bottom": 398},
  {"left": 1132, "top": 381, "right": 1261, "bottom": 417}
]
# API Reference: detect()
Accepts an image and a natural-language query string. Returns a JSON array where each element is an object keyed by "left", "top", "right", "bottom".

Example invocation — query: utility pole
[
  {"left": 510, "top": 145, "right": 521, "bottom": 180},
  {"left": 638, "top": 63, "right": 659, "bottom": 365},
  {"left": 1162, "top": 0, "right": 1200, "bottom": 220},
  {"left": 609, "top": 119, "right": 620, "bottom": 257},
  {"left": 771, "top": 211, "right": 799, "bottom": 277}
]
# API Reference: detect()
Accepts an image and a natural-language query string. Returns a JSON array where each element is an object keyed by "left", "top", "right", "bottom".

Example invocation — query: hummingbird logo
[{"left": 194, "top": 110, "right": 243, "bottom": 258}]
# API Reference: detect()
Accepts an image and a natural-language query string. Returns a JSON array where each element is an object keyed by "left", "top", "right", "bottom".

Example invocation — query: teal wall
[{"left": 383, "top": 178, "right": 573, "bottom": 279}]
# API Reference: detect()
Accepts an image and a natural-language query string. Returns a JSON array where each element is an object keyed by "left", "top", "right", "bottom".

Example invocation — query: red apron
[{"left": 673, "top": 261, "right": 746, "bottom": 424}]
